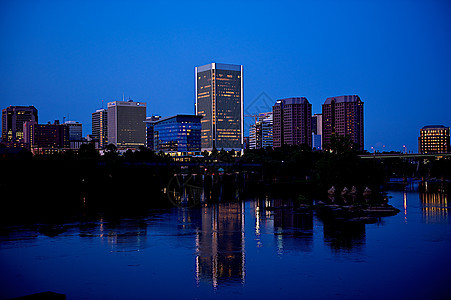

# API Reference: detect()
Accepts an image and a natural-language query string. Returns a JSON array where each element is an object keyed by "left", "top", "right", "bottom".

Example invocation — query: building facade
[
  {"left": 195, "top": 63, "right": 243, "bottom": 151},
  {"left": 24, "top": 121, "right": 69, "bottom": 151},
  {"left": 322, "top": 95, "right": 364, "bottom": 151},
  {"left": 418, "top": 125, "right": 450, "bottom": 154},
  {"left": 1, "top": 106, "right": 38, "bottom": 143},
  {"left": 92, "top": 109, "right": 108, "bottom": 148},
  {"left": 312, "top": 113, "right": 322, "bottom": 150},
  {"left": 153, "top": 115, "right": 202, "bottom": 156},
  {"left": 145, "top": 115, "right": 161, "bottom": 150},
  {"left": 272, "top": 97, "right": 312, "bottom": 148},
  {"left": 249, "top": 112, "right": 273, "bottom": 149},
  {"left": 64, "top": 121, "right": 82, "bottom": 141},
  {"left": 107, "top": 100, "right": 146, "bottom": 149}
]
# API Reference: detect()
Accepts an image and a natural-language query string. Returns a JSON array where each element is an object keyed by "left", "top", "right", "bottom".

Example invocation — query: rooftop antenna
[{"left": 101, "top": 99, "right": 104, "bottom": 109}]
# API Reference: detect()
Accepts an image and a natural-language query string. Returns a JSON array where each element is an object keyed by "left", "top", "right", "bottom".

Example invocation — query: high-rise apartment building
[
  {"left": 2, "top": 106, "right": 38, "bottom": 143},
  {"left": 195, "top": 63, "right": 243, "bottom": 151},
  {"left": 249, "top": 112, "right": 273, "bottom": 149},
  {"left": 322, "top": 95, "right": 364, "bottom": 151},
  {"left": 418, "top": 125, "right": 450, "bottom": 154},
  {"left": 272, "top": 97, "right": 312, "bottom": 148},
  {"left": 92, "top": 109, "right": 108, "bottom": 148},
  {"left": 312, "top": 113, "right": 322, "bottom": 150},
  {"left": 107, "top": 100, "right": 146, "bottom": 148}
]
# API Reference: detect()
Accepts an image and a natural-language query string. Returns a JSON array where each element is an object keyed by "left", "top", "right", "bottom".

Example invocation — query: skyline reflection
[
  {"left": 195, "top": 202, "right": 245, "bottom": 288},
  {"left": 2, "top": 187, "right": 450, "bottom": 298}
]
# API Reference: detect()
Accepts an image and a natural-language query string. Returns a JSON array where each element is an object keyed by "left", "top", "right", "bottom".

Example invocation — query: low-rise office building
[
  {"left": 153, "top": 115, "right": 202, "bottom": 156},
  {"left": 418, "top": 125, "right": 450, "bottom": 154}
]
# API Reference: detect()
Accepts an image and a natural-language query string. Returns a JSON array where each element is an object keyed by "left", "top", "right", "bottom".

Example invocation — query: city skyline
[{"left": 1, "top": 1, "right": 450, "bottom": 152}]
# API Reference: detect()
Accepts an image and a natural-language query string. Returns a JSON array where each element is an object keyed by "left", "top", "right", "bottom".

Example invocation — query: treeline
[
  {"left": 0, "top": 144, "right": 175, "bottom": 224},
  {"left": 241, "top": 136, "right": 386, "bottom": 198},
  {"left": 1, "top": 137, "right": 450, "bottom": 224}
]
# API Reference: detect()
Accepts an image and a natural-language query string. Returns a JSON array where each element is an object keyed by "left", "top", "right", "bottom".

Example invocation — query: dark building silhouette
[
  {"left": 145, "top": 115, "right": 161, "bottom": 150},
  {"left": 92, "top": 109, "right": 108, "bottom": 148},
  {"left": 322, "top": 95, "right": 364, "bottom": 151},
  {"left": 195, "top": 63, "right": 243, "bottom": 151},
  {"left": 418, "top": 125, "right": 450, "bottom": 154},
  {"left": 64, "top": 121, "right": 82, "bottom": 141},
  {"left": 272, "top": 97, "right": 312, "bottom": 148},
  {"left": 1, "top": 106, "right": 38, "bottom": 145},
  {"left": 24, "top": 121, "right": 69, "bottom": 153}
]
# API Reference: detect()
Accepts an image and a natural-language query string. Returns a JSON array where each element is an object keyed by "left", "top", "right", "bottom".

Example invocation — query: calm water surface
[{"left": 1, "top": 185, "right": 450, "bottom": 299}]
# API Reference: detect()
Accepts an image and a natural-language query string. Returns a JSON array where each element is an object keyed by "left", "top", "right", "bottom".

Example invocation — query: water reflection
[
  {"left": 262, "top": 199, "right": 314, "bottom": 254},
  {"left": 79, "top": 218, "right": 148, "bottom": 252},
  {"left": 195, "top": 202, "right": 245, "bottom": 288},
  {"left": 419, "top": 182, "right": 450, "bottom": 224},
  {"left": 322, "top": 220, "right": 366, "bottom": 253}
]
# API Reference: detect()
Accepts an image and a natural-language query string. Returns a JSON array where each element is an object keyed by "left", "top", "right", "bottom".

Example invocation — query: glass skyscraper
[{"left": 195, "top": 63, "right": 243, "bottom": 151}]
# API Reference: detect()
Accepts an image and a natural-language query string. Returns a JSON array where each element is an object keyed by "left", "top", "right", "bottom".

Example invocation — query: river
[{"left": 0, "top": 183, "right": 450, "bottom": 299}]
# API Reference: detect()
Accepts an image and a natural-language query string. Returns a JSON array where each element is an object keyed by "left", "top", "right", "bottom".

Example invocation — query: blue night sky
[{"left": 1, "top": 0, "right": 450, "bottom": 152}]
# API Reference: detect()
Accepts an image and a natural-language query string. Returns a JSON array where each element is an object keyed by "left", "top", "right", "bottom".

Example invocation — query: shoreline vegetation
[{"left": 1, "top": 136, "right": 450, "bottom": 226}]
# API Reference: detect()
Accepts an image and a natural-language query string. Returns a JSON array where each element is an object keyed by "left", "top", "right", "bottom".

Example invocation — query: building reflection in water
[
  {"left": 79, "top": 218, "right": 148, "bottom": 252},
  {"left": 195, "top": 202, "right": 245, "bottom": 288},
  {"left": 404, "top": 192, "right": 408, "bottom": 223},
  {"left": 322, "top": 220, "right": 366, "bottom": 253},
  {"left": 420, "top": 182, "right": 449, "bottom": 224},
  {"left": 269, "top": 199, "right": 314, "bottom": 254}
]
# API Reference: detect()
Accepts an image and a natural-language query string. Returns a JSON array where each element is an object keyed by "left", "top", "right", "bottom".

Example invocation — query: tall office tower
[
  {"left": 64, "top": 121, "right": 82, "bottom": 141},
  {"left": 272, "top": 97, "right": 312, "bottom": 148},
  {"left": 249, "top": 112, "right": 273, "bottom": 149},
  {"left": 107, "top": 100, "right": 146, "bottom": 148},
  {"left": 195, "top": 62, "right": 243, "bottom": 151},
  {"left": 312, "top": 113, "right": 322, "bottom": 150},
  {"left": 1, "top": 106, "right": 38, "bottom": 142},
  {"left": 322, "top": 95, "right": 364, "bottom": 151},
  {"left": 153, "top": 115, "right": 202, "bottom": 156},
  {"left": 92, "top": 109, "right": 108, "bottom": 148},
  {"left": 418, "top": 125, "right": 450, "bottom": 154}
]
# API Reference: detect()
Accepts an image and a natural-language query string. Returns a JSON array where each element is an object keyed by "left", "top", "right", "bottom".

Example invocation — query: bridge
[{"left": 359, "top": 153, "right": 451, "bottom": 159}]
